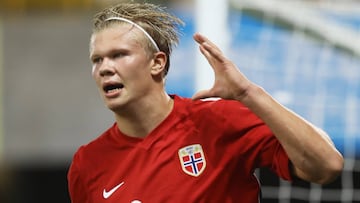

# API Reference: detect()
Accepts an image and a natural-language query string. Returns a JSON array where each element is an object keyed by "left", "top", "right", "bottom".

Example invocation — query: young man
[{"left": 68, "top": 2, "right": 343, "bottom": 203}]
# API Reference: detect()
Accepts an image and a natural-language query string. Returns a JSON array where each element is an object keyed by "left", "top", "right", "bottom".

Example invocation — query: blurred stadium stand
[{"left": 0, "top": 0, "right": 359, "bottom": 202}]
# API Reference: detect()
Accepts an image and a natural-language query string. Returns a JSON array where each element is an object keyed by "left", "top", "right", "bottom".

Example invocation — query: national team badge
[{"left": 178, "top": 144, "right": 206, "bottom": 177}]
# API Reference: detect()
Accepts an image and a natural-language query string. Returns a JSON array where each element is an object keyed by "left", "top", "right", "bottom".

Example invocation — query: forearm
[{"left": 239, "top": 84, "right": 344, "bottom": 184}]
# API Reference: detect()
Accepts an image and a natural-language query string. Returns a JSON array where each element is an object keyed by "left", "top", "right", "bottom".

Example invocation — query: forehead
[{"left": 90, "top": 23, "right": 146, "bottom": 53}]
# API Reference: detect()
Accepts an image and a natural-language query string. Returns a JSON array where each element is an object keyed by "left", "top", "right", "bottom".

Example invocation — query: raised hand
[
  {"left": 192, "top": 33, "right": 253, "bottom": 101},
  {"left": 192, "top": 33, "right": 343, "bottom": 185}
]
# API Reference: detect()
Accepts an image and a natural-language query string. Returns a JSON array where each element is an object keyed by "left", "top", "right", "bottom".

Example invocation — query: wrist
[{"left": 235, "top": 83, "right": 262, "bottom": 104}]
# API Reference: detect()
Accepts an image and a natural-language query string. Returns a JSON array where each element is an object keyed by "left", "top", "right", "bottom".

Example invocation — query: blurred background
[{"left": 0, "top": 0, "right": 359, "bottom": 202}]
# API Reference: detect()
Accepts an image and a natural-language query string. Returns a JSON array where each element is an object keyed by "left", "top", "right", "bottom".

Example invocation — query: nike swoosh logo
[{"left": 103, "top": 181, "right": 125, "bottom": 199}]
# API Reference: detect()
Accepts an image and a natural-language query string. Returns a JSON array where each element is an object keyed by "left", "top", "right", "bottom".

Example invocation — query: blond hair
[{"left": 92, "top": 3, "right": 184, "bottom": 76}]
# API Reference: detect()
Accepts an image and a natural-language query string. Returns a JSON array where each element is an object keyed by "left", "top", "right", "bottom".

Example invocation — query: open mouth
[{"left": 103, "top": 83, "right": 124, "bottom": 93}]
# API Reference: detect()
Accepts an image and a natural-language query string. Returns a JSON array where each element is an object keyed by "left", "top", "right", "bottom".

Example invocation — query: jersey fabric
[{"left": 68, "top": 95, "right": 292, "bottom": 203}]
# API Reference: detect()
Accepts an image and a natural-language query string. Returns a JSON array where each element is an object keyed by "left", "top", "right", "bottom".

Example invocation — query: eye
[
  {"left": 92, "top": 57, "right": 103, "bottom": 64},
  {"left": 112, "top": 52, "right": 124, "bottom": 59},
  {"left": 111, "top": 49, "right": 129, "bottom": 59}
]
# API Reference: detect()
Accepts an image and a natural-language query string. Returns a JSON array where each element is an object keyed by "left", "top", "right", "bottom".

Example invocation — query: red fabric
[{"left": 68, "top": 95, "right": 292, "bottom": 203}]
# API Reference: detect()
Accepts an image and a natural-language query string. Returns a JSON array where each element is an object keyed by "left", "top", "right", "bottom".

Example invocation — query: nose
[{"left": 99, "top": 58, "right": 116, "bottom": 77}]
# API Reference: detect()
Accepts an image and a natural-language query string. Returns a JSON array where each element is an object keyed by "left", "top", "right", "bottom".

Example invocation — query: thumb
[{"left": 192, "top": 89, "right": 215, "bottom": 100}]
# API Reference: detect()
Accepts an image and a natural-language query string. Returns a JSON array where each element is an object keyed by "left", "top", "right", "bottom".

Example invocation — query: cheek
[
  {"left": 123, "top": 58, "right": 151, "bottom": 78},
  {"left": 92, "top": 65, "right": 96, "bottom": 76},
  {"left": 92, "top": 74, "right": 102, "bottom": 88}
]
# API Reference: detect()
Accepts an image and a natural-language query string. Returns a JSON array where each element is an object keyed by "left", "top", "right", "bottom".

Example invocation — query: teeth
[{"left": 107, "top": 88, "right": 121, "bottom": 93}]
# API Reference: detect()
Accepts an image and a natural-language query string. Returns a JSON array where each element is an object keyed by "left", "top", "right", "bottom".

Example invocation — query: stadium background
[{"left": 0, "top": 0, "right": 359, "bottom": 202}]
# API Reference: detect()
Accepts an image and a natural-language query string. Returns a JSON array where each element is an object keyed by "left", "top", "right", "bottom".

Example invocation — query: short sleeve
[
  {"left": 213, "top": 99, "right": 293, "bottom": 181},
  {"left": 265, "top": 137, "right": 293, "bottom": 181},
  {"left": 68, "top": 148, "right": 88, "bottom": 203}
]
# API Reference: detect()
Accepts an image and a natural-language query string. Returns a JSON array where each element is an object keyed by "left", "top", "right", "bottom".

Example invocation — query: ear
[{"left": 151, "top": 52, "right": 167, "bottom": 77}]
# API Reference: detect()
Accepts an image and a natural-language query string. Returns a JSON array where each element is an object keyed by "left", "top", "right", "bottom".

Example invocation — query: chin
[
  {"left": 106, "top": 103, "right": 122, "bottom": 111},
  {"left": 105, "top": 101, "right": 127, "bottom": 113}
]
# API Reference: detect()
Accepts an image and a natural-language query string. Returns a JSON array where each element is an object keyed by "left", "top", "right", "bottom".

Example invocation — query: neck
[{"left": 114, "top": 92, "right": 174, "bottom": 138}]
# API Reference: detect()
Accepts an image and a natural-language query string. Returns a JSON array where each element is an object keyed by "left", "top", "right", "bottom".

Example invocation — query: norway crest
[{"left": 178, "top": 144, "right": 206, "bottom": 177}]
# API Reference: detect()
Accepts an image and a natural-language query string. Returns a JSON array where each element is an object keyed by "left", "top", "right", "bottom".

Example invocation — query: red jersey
[{"left": 68, "top": 95, "right": 292, "bottom": 203}]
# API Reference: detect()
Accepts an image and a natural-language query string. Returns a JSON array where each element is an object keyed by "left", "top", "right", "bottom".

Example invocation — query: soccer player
[{"left": 67, "top": 2, "right": 343, "bottom": 202}]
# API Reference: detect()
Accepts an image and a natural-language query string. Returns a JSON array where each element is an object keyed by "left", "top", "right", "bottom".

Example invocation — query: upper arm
[{"left": 68, "top": 152, "right": 88, "bottom": 203}]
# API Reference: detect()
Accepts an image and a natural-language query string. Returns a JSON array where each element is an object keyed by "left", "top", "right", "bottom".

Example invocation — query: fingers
[
  {"left": 193, "top": 33, "right": 226, "bottom": 64},
  {"left": 193, "top": 32, "right": 206, "bottom": 43},
  {"left": 193, "top": 33, "right": 220, "bottom": 51},
  {"left": 192, "top": 89, "right": 214, "bottom": 100}
]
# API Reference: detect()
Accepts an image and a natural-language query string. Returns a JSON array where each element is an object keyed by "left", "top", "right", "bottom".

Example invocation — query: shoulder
[
  {"left": 174, "top": 95, "right": 250, "bottom": 117},
  {"left": 71, "top": 123, "right": 117, "bottom": 164},
  {"left": 173, "top": 95, "right": 264, "bottom": 129}
]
